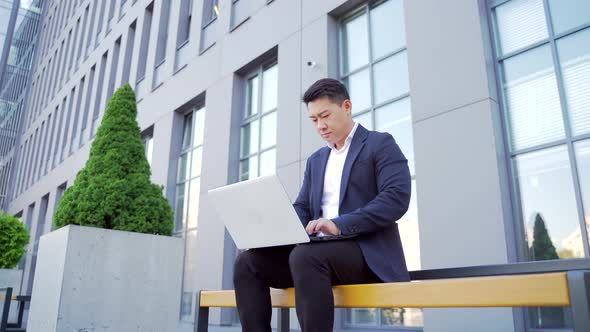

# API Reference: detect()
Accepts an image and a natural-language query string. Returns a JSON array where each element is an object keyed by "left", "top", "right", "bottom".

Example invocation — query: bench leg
[
  {"left": 1, "top": 288, "right": 13, "bottom": 332},
  {"left": 16, "top": 300, "right": 25, "bottom": 327},
  {"left": 277, "top": 308, "right": 289, "bottom": 332},
  {"left": 567, "top": 271, "right": 590, "bottom": 332},
  {"left": 193, "top": 291, "right": 209, "bottom": 332}
]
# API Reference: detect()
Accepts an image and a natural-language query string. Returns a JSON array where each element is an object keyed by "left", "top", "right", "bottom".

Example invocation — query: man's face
[{"left": 307, "top": 96, "right": 354, "bottom": 146}]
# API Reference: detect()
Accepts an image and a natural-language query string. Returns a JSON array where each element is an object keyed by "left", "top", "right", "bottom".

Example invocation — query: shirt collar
[{"left": 327, "top": 122, "right": 359, "bottom": 152}]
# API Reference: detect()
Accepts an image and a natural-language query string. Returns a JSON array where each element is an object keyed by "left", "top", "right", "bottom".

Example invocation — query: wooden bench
[
  {"left": 0, "top": 288, "right": 30, "bottom": 332},
  {"left": 194, "top": 260, "right": 590, "bottom": 332}
]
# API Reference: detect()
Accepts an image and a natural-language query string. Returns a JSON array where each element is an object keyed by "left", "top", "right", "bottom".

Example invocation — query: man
[{"left": 233, "top": 78, "right": 411, "bottom": 332}]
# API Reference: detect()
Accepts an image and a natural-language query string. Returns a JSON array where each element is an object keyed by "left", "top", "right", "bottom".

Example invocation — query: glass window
[
  {"left": 231, "top": 0, "right": 250, "bottom": 28},
  {"left": 246, "top": 75, "right": 259, "bottom": 118},
  {"left": 370, "top": 0, "right": 405, "bottom": 60},
  {"left": 239, "top": 63, "right": 278, "bottom": 182},
  {"left": 177, "top": 0, "right": 193, "bottom": 46},
  {"left": 340, "top": 1, "right": 421, "bottom": 328},
  {"left": 373, "top": 51, "right": 409, "bottom": 105},
  {"left": 375, "top": 98, "right": 414, "bottom": 173},
  {"left": 174, "top": 106, "right": 206, "bottom": 321},
  {"left": 516, "top": 146, "right": 583, "bottom": 259},
  {"left": 502, "top": 44, "right": 564, "bottom": 150},
  {"left": 492, "top": 3, "right": 590, "bottom": 328},
  {"left": 180, "top": 229, "right": 198, "bottom": 321},
  {"left": 575, "top": 140, "right": 590, "bottom": 251},
  {"left": 176, "top": 108, "right": 206, "bottom": 230},
  {"left": 557, "top": 27, "right": 590, "bottom": 137},
  {"left": 345, "top": 69, "right": 371, "bottom": 114},
  {"left": 342, "top": 13, "right": 369, "bottom": 73},
  {"left": 547, "top": 0, "right": 590, "bottom": 35},
  {"left": 142, "top": 132, "right": 153, "bottom": 167},
  {"left": 495, "top": 0, "right": 548, "bottom": 55}
]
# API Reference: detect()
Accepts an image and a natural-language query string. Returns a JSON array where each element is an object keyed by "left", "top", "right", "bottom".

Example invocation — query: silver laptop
[{"left": 207, "top": 175, "right": 311, "bottom": 250}]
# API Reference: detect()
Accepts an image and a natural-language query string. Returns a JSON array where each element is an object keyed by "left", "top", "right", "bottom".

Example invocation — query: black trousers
[{"left": 233, "top": 240, "right": 380, "bottom": 332}]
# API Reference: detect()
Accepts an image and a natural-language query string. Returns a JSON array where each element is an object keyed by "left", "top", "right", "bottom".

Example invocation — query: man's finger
[
  {"left": 314, "top": 220, "right": 325, "bottom": 233},
  {"left": 306, "top": 220, "right": 316, "bottom": 234}
]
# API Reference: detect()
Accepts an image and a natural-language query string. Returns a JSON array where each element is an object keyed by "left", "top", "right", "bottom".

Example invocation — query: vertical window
[
  {"left": 80, "top": 65, "right": 96, "bottom": 145},
  {"left": 175, "top": 0, "right": 193, "bottom": 70},
  {"left": 120, "top": 0, "right": 128, "bottom": 18},
  {"left": 239, "top": 62, "right": 278, "bottom": 181},
  {"left": 45, "top": 107, "right": 58, "bottom": 175},
  {"left": 176, "top": 0, "right": 193, "bottom": 46},
  {"left": 106, "top": 37, "right": 122, "bottom": 101},
  {"left": 38, "top": 114, "right": 52, "bottom": 180},
  {"left": 490, "top": 0, "right": 590, "bottom": 329},
  {"left": 55, "top": 40, "right": 65, "bottom": 92},
  {"left": 136, "top": 2, "right": 154, "bottom": 98},
  {"left": 76, "top": 5, "right": 90, "bottom": 68},
  {"left": 107, "top": 0, "right": 117, "bottom": 31},
  {"left": 95, "top": 0, "right": 107, "bottom": 46},
  {"left": 60, "top": 88, "right": 76, "bottom": 162},
  {"left": 50, "top": 49, "right": 58, "bottom": 98},
  {"left": 62, "top": 29, "right": 72, "bottom": 84},
  {"left": 24, "top": 202, "right": 35, "bottom": 294},
  {"left": 52, "top": 98, "right": 67, "bottom": 169},
  {"left": 26, "top": 129, "right": 39, "bottom": 189},
  {"left": 175, "top": 106, "right": 206, "bottom": 234},
  {"left": 173, "top": 106, "right": 206, "bottom": 322},
  {"left": 70, "top": 76, "right": 86, "bottom": 154},
  {"left": 154, "top": 0, "right": 172, "bottom": 87},
  {"left": 32, "top": 122, "right": 46, "bottom": 184},
  {"left": 141, "top": 127, "right": 154, "bottom": 167},
  {"left": 122, "top": 21, "right": 137, "bottom": 85},
  {"left": 85, "top": 0, "right": 98, "bottom": 57},
  {"left": 200, "top": 0, "right": 219, "bottom": 52},
  {"left": 92, "top": 52, "right": 109, "bottom": 136},
  {"left": 53, "top": 183, "right": 68, "bottom": 231},
  {"left": 18, "top": 139, "right": 30, "bottom": 193},
  {"left": 69, "top": 18, "right": 81, "bottom": 73},
  {"left": 231, "top": 0, "right": 251, "bottom": 29},
  {"left": 339, "top": 0, "right": 422, "bottom": 328},
  {"left": 44, "top": 56, "right": 55, "bottom": 103}
]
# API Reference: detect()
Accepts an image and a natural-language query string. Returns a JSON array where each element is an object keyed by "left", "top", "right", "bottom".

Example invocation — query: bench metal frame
[
  {"left": 1, "top": 287, "right": 31, "bottom": 332},
  {"left": 194, "top": 260, "right": 590, "bottom": 332}
]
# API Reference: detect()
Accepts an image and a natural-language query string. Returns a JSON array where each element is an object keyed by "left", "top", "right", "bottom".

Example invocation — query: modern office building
[{"left": 1, "top": 0, "right": 589, "bottom": 331}]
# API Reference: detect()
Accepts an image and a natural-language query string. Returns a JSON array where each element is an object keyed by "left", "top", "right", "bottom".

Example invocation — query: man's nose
[{"left": 316, "top": 119, "right": 327, "bottom": 130}]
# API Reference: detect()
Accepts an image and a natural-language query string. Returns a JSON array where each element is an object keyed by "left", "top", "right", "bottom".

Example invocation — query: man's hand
[{"left": 306, "top": 218, "right": 341, "bottom": 236}]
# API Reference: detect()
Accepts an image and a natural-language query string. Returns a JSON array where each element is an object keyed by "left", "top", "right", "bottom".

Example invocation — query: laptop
[{"left": 207, "top": 175, "right": 355, "bottom": 250}]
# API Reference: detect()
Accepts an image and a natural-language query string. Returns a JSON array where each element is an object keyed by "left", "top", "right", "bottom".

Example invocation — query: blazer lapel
[
  {"left": 339, "top": 125, "right": 368, "bottom": 206},
  {"left": 312, "top": 147, "right": 330, "bottom": 218}
]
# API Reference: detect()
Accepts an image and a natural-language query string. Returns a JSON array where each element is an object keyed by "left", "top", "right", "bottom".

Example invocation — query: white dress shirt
[{"left": 318, "top": 122, "right": 359, "bottom": 236}]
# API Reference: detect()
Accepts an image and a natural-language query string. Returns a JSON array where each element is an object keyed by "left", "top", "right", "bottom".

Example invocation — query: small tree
[
  {"left": 54, "top": 84, "right": 173, "bottom": 235},
  {"left": 529, "top": 212, "right": 564, "bottom": 328},
  {"left": 0, "top": 212, "right": 29, "bottom": 269},
  {"left": 530, "top": 213, "right": 558, "bottom": 261}
]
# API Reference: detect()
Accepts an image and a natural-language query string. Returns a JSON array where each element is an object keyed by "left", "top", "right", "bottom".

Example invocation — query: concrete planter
[
  {"left": 0, "top": 268, "right": 23, "bottom": 324},
  {"left": 27, "top": 225, "right": 183, "bottom": 332}
]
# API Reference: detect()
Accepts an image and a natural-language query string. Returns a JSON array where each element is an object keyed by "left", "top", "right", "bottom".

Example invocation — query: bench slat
[
  {"left": 0, "top": 296, "right": 17, "bottom": 301},
  {"left": 200, "top": 272, "right": 570, "bottom": 308}
]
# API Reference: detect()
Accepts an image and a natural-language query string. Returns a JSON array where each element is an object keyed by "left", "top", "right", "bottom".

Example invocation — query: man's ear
[{"left": 342, "top": 99, "right": 353, "bottom": 116}]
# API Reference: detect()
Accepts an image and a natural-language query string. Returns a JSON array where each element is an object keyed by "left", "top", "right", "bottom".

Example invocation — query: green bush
[
  {"left": 54, "top": 84, "right": 174, "bottom": 235},
  {"left": 0, "top": 212, "right": 29, "bottom": 269}
]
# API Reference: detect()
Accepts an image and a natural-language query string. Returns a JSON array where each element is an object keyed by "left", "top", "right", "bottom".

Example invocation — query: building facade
[{"left": 1, "top": 0, "right": 589, "bottom": 331}]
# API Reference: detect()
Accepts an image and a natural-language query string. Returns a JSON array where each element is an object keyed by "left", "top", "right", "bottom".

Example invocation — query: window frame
[
  {"left": 338, "top": 1, "right": 421, "bottom": 329},
  {"left": 238, "top": 59, "right": 279, "bottom": 182}
]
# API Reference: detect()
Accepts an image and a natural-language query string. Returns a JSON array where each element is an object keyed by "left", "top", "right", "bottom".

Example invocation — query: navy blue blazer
[{"left": 293, "top": 124, "right": 412, "bottom": 282}]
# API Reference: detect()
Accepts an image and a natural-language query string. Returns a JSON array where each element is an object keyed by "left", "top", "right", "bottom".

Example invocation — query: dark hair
[{"left": 302, "top": 78, "right": 350, "bottom": 106}]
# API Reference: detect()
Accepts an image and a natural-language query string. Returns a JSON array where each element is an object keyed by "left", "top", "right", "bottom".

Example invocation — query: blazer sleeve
[
  {"left": 332, "top": 134, "right": 411, "bottom": 235},
  {"left": 293, "top": 157, "right": 312, "bottom": 227}
]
